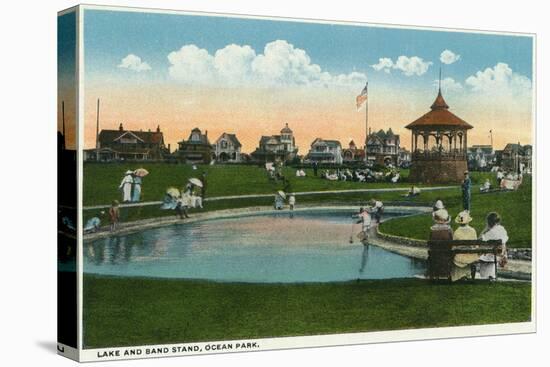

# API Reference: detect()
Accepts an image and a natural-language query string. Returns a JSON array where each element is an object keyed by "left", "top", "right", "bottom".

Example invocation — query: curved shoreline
[
  {"left": 83, "top": 203, "right": 530, "bottom": 280},
  {"left": 83, "top": 204, "right": 430, "bottom": 241}
]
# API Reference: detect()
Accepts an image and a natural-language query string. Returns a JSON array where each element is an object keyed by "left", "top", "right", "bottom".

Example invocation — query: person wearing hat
[
  {"left": 369, "top": 198, "right": 384, "bottom": 224},
  {"left": 479, "top": 212, "right": 509, "bottom": 279},
  {"left": 429, "top": 209, "right": 453, "bottom": 241},
  {"left": 288, "top": 193, "right": 296, "bottom": 217},
  {"left": 119, "top": 170, "right": 134, "bottom": 202},
  {"left": 450, "top": 211, "right": 479, "bottom": 281},
  {"left": 109, "top": 200, "right": 120, "bottom": 232},
  {"left": 432, "top": 200, "right": 446, "bottom": 220},
  {"left": 274, "top": 191, "right": 285, "bottom": 210},
  {"left": 461, "top": 171, "right": 471, "bottom": 211}
]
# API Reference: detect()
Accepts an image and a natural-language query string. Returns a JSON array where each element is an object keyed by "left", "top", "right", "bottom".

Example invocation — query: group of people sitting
[
  {"left": 430, "top": 200, "right": 508, "bottom": 281},
  {"left": 161, "top": 182, "right": 204, "bottom": 219},
  {"left": 295, "top": 169, "right": 307, "bottom": 177},
  {"left": 319, "top": 168, "right": 399, "bottom": 183}
]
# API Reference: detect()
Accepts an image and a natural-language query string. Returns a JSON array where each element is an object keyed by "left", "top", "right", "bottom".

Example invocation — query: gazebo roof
[{"left": 405, "top": 90, "right": 473, "bottom": 130}]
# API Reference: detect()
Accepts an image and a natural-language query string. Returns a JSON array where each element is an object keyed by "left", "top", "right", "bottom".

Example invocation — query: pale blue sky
[{"left": 83, "top": 8, "right": 533, "bottom": 89}]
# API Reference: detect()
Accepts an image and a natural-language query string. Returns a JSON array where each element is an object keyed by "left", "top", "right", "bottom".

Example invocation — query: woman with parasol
[{"left": 132, "top": 168, "right": 149, "bottom": 202}]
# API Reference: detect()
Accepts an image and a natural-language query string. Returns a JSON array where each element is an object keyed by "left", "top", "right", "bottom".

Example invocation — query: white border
[
  {"left": 73, "top": 4, "right": 537, "bottom": 362},
  {"left": 76, "top": 4, "right": 85, "bottom": 361}
]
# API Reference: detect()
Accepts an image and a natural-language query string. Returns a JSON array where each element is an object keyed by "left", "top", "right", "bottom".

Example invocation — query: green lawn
[
  {"left": 83, "top": 162, "right": 452, "bottom": 206},
  {"left": 380, "top": 177, "right": 532, "bottom": 248},
  {"left": 83, "top": 274, "right": 531, "bottom": 348}
]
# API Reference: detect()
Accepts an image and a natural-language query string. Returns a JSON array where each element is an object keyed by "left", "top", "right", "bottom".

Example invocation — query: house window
[
  {"left": 192, "top": 133, "right": 200, "bottom": 141},
  {"left": 221, "top": 140, "right": 228, "bottom": 149}
]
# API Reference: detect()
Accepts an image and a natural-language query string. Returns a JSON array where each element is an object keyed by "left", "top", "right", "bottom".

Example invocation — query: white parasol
[
  {"left": 134, "top": 168, "right": 149, "bottom": 177},
  {"left": 277, "top": 190, "right": 286, "bottom": 199},
  {"left": 188, "top": 178, "right": 203, "bottom": 188},
  {"left": 166, "top": 187, "right": 180, "bottom": 198}
]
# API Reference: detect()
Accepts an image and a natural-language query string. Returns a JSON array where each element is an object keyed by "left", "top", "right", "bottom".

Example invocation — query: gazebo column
[{"left": 463, "top": 131, "right": 468, "bottom": 157}]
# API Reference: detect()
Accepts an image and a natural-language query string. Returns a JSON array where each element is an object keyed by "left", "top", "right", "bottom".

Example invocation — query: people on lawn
[
  {"left": 109, "top": 200, "right": 120, "bottom": 231},
  {"left": 480, "top": 178, "right": 491, "bottom": 193},
  {"left": 132, "top": 173, "right": 142, "bottom": 202},
  {"left": 450, "top": 211, "right": 478, "bottom": 281},
  {"left": 479, "top": 212, "right": 509, "bottom": 279},
  {"left": 462, "top": 171, "right": 471, "bottom": 211},
  {"left": 295, "top": 169, "right": 306, "bottom": 177},
  {"left": 200, "top": 171, "right": 207, "bottom": 199},
  {"left": 119, "top": 170, "right": 134, "bottom": 202},
  {"left": 496, "top": 169, "right": 504, "bottom": 187}
]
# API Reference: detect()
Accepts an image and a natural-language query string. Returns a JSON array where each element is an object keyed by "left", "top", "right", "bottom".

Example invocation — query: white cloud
[
  {"left": 465, "top": 62, "right": 531, "bottom": 95},
  {"left": 394, "top": 56, "right": 432, "bottom": 76},
  {"left": 118, "top": 54, "right": 151, "bottom": 72},
  {"left": 168, "top": 45, "right": 215, "bottom": 84},
  {"left": 167, "top": 40, "right": 366, "bottom": 88},
  {"left": 371, "top": 56, "right": 432, "bottom": 76},
  {"left": 440, "top": 49, "right": 461, "bottom": 65},
  {"left": 371, "top": 58, "right": 393, "bottom": 73},
  {"left": 434, "top": 77, "right": 463, "bottom": 92}
]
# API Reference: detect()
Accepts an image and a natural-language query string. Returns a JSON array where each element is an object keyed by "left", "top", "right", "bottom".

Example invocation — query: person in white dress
[
  {"left": 119, "top": 170, "right": 134, "bottom": 202},
  {"left": 479, "top": 212, "right": 509, "bottom": 279}
]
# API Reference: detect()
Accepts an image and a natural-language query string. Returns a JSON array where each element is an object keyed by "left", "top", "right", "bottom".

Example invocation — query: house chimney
[
  {"left": 119, "top": 123, "right": 124, "bottom": 131},
  {"left": 205, "top": 130, "right": 208, "bottom": 137},
  {"left": 168, "top": 143, "right": 171, "bottom": 152},
  {"left": 157, "top": 125, "right": 160, "bottom": 133}
]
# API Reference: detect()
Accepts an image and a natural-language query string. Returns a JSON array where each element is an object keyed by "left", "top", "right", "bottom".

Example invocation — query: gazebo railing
[{"left": 412, "top": 151, "right": 467, "bottom": 160}]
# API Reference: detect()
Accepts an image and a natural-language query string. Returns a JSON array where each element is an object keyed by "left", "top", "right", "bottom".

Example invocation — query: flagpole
[{"left": 365, "top": 82, "right": 369, "bottom": 162}]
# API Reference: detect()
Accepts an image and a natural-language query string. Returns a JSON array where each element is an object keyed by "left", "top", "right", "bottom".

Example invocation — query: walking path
[{"left": 83, "top": 185, "right": 458, "bottom": 210}]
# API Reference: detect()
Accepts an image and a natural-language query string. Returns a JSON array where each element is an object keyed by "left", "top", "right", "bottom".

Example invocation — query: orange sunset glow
[{"left": 83, "top": 82, "right": 532, "bottom": 153}]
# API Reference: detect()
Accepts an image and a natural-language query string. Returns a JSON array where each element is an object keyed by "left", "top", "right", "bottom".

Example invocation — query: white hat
[
  {"left": 455, "top": 210, "right": 473, "bottom": 224},
  {"left": 434, "top": 200, "right": 444, "bottom": 209},
  {"left": 433, "top": 209, "right": 450, "bottom": 224}
]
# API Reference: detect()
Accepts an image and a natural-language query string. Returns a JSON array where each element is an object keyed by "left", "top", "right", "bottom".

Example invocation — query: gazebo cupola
[{"left": 405, "top": 87, "right": 474, "bottom": 183}]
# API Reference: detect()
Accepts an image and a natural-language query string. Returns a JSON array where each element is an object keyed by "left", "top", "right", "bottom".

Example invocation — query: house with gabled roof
[
  {"left": 342, "top": 140, "right": 365, "bottom": 163},
  {"left": 84, "top": 123, "right": 170, "bottom": 161},
  {"left": 306, "top": 138, "right": 343, "bottom": 164},
  {"left": 176, "top": 127, "right": 213, "bottom": 164},
  {"left": 366, "top": 128, "right": 400, "bottom": 165},
  {"left": 250, "top": 123, "right": 298, "bottom": 163},
  {"left": 214, "top": 132, "right": 242, "bottom": 162}
]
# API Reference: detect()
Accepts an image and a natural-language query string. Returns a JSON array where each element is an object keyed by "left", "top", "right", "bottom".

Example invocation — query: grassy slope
[
  {"left": 380, "top": 177, "right": 532, "bottom": 247},
  {"left": 83, "top": 275, "right": 531, "bottom": 348},
  {"left": 84, "top": 163, "right": 428, "bottom": 206}
]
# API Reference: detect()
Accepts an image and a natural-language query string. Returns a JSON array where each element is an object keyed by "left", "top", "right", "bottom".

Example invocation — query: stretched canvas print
[{"left": 57, "top": 4, "right": 536, "bottom": 362}]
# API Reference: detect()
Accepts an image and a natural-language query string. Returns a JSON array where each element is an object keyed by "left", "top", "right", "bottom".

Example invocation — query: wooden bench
[{"left": 427, "top": 239, "right": 503, "bottom": 281}]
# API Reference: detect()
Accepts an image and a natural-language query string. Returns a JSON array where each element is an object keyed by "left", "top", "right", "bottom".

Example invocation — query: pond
[{"left": 83, "top": 209, "right": 426, "bottom": 283}]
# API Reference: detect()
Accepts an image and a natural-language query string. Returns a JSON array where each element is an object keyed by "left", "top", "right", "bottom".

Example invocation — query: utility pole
[{"left": 96, "top": 98, "right": 100, "bottom": 161}]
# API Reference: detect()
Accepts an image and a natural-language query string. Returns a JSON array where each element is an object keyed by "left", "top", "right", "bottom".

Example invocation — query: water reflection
[
  {"left": 83, "top": 210, "right": 426, "bottom": 283},
  {"left": 359, "top": 244, "right": 369, "bottom": 274}
]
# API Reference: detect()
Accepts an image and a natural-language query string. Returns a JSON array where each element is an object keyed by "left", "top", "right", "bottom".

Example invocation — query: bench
[{"left": 427, "top": 239, "right": 503, "bottom": 281}]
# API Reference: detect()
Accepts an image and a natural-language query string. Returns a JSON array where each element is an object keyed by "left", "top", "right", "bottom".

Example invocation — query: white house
[
  {"left": 214, "top": 132, "right": 242, "bottom": 162},
  {"left": 306, "top": 138, "right": 343, "bottom": 164}
]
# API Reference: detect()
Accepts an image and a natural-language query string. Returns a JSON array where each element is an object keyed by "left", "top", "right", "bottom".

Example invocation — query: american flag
[{"left": 356, "top": 82, "right": 368, "bottom": 111}]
